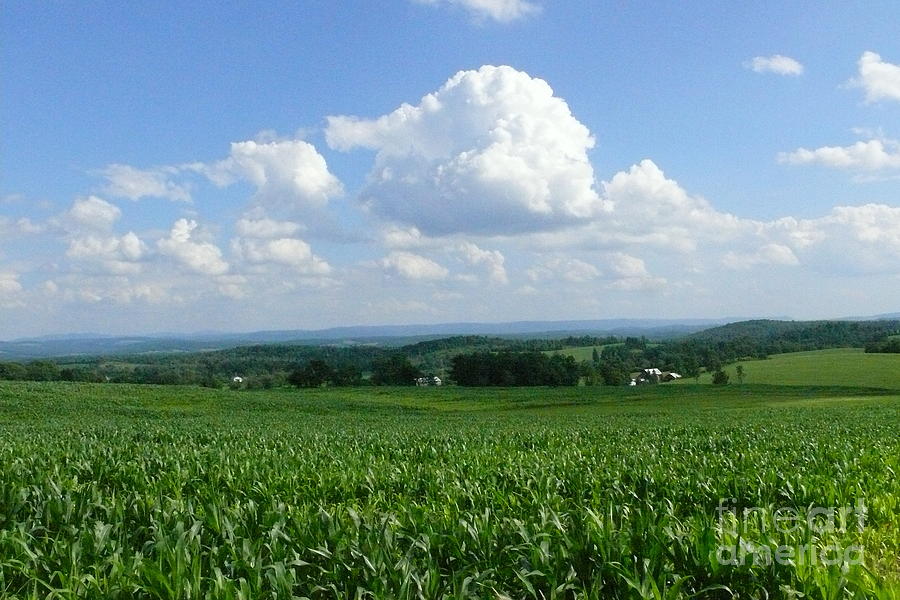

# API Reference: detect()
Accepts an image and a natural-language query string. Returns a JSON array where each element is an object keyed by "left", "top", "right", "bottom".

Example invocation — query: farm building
[{"left": 631, "top": 368, "right": 682, "bottom": 385}]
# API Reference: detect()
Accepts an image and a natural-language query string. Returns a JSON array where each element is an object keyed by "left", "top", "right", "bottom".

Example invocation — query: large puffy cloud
[
  {"left": 853, "top": 51, "right": 900, "bottom": 103},
  {"left": 157, "top": 219, "right": 229, "bottom": 276},
  {"left": 779, "top": 139, "right": 900, "bottom": 171},
  {"left": 469, "top": 159, "right": 743, "bottom": 255},
  {"left": 327, "top": 65, "right": 607, "bottom": 235},
  {"left": 99, "top": 164, "right": 192, "bottom": 202},
  {"left": 593, "top": 159, "right": 743, "bottom": 252},
  {"left": 231, "top": 237, "right": 332, "bottom": 275},
  {"left": 744, "top": 55, "right": 804, "bottom": 76},
  {"left": 413, "top": 0, "right": 539, "bottom": 22},
  {"left": 201, "top": 140, "right": 343, "bottom": 212},
  {"left": 380, "top": 251, "right": 449, "bottom": 280},
  {"left": 590, "top": 162, "right": 900, "bottom": 276}
]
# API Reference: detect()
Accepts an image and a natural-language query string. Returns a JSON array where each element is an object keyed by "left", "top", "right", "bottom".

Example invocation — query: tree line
[
  {"left": 450, "top": 352, "right": 579, "bottom": 387},
  {"left": 1, "top": 319, "right": 897, "bottom": 388},
  {"left": 864, "top": 338, "right": 900, "bottom": 353}
]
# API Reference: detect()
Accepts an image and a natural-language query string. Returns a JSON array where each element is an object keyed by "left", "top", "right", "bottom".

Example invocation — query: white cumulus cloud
[
  {"left": 779, "top": 139, "right": 900, "bottom": 171},
  {"left": 157, "top": 219, "right": 229, "bottom": 276},
  {"left": 99, "top": 164, "right": 192, "bottom": 202},
  {"left": 413, "top": 0, "right": 539, "bottom": 22},
  {"left": 231, "top": 237, "right": 332, "bottom": 275},
  {"left": 0, "top": 272, "right": 23, "bottom": 302},
  {"left": 744, "top": 55, "right": 804, "bottom": 76},
  {"left": 755, "top": 204, "right": 900, "bottom": 275},
  {"left": 602, "top": 159, "right": 743, "bottom": 248},
  {"left": 852, "top": 51, "right": 900, "bottom": 103},
  {"left": 66, "top": 232, "right": 147, "bottom": 275},
  {"left": 235, "top": 217, "right": 303, "bottom": 239},
  {"left": 457, "top": 242, "right": 508, "bottom": 283},
  {"left": 201, "top": 139, "right": 343, "bottom": 212},
  {"left": 65, "top": 196, "right": 122, "bottom": 231},
  {"left": 380, "top": 251, "right": 449, "bottom": 280},
  {"left": 327, "top": 65, "right": 607, "bottom": 235},
  {"left": 527, "top": 257, "right": 600, "bottom": 283},
  {"left": 722, "top": 243, "right": 800, "bottom": 270}
]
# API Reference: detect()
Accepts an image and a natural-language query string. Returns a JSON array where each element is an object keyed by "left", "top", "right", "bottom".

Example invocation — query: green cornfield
[{"left": 0, "top": 382, "right": 898, "bottom": 599}]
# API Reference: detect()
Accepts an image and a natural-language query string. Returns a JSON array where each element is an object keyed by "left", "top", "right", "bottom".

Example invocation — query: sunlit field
[
  {"left": 683, "top": 348, "right": 900, "bottom": 389},
  {"left": 1, "top": 382, "right": 898, "bottom": 598}
]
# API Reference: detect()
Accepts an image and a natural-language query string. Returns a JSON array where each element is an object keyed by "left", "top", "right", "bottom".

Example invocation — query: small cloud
[
  {"left": 412, "top": 0, "right": 540, "bottom": 23},
  {"left": 527, "top": 257, "right": 599, "bottom": 283},
  {"left": 851, "top": 51, "right": 900, "bottom": 103},
  {"left": 66, "top": 232, "right": 147, "bottom": 275},
  {"left": 98, "top": 164, "right": 192, "bottom": 202},
  {"left": 457, "top": 242, "right": 508, "bottom": 284},
  {"left": 197, "top": 139, "right": 343, "bottom": 212},
  {"left": 778, "top": 138, "right": 900, "bottom": 171},
  {"left": 744, "top": 54, "right": 804, "bottom": 76},
  {"left": 0, "top": 272, "right": 23, "bottom": 296},
  {"left": 65, "top": 196, "right": 122, "bottom": 231},
  {"left": 234, "top": 217, "right": 303, "bottom": 239},
  {"left": 722, "top": 243, "right": 800, "bottom": 270},
  {"left": 380, "top": 251, "right": 449, "bottom": 280},
  {"left": 157, "top": 219, "right": 229, "bottom": 276}
]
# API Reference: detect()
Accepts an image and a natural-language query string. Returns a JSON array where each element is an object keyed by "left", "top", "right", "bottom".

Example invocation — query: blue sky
[{"left": 2, "top": 1, "right": 900, "bottom": 337}]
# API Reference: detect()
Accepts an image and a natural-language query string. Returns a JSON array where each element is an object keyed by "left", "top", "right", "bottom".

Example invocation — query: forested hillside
[{"left": 1, "top": 320, "right": 898, "bottom": 387}]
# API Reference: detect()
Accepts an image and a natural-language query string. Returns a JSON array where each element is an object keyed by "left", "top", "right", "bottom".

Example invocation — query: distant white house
[
  {"left": 416, "top": 376, "right": 443, "bottom": 387},
  {"left": 232, "top": 376, "right": 244, "bottom": 384}
]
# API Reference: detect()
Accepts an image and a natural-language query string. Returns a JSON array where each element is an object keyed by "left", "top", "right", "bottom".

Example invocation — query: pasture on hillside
[
  {"left": 544, "top": 344, "right": 622, "bottom": 362},
  {"left": 0, "top": 381, "right": 898, "bottom": 598},
  {"left": 683, "top": 348, "right": 900, "bottom": 388}
]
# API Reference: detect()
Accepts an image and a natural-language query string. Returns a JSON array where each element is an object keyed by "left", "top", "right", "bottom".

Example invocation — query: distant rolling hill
[
  {"left": 686, "top": 319, "right": 900, "bottom": 347},
  {"left": 0, "top": 318, "right": 739, "bottom": 360}
]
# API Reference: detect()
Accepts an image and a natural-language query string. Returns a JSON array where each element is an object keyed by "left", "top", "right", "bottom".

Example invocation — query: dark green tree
[
  {"left": 371, "top": 355, "right": 422, "bottom": 386},
  {"left": 289, "top": 360, "right": 335, "bottom": 388},
  {"left": 712, "top": 369, "right": 730, "bottom": 385},
  {"left": 25, "top": 360, "right": 60, "bottom": 381}
]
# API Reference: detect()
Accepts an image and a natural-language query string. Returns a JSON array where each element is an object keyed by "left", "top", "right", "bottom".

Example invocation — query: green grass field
[
  {"left": 544, "top": 344, "right": 624, "bottom": 362},
  {"left": 682, "top": 348, "right": 900, "bottom": 388},
  {"left": 0, "top": 381, "right": 897, "bottom": 598}
]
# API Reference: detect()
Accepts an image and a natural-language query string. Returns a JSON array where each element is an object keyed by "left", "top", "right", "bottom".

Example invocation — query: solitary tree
[
  {"left": 735, "top": 365, "right": 745, "bottom": 384},
  {"left": 712, "top": 369, "right": 730, "bottom": 385}
]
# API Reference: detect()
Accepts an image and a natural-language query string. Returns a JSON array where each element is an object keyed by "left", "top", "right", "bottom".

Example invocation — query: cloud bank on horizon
[{"left": 2, "top": 3, "right": 900, "bottom": 337}]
